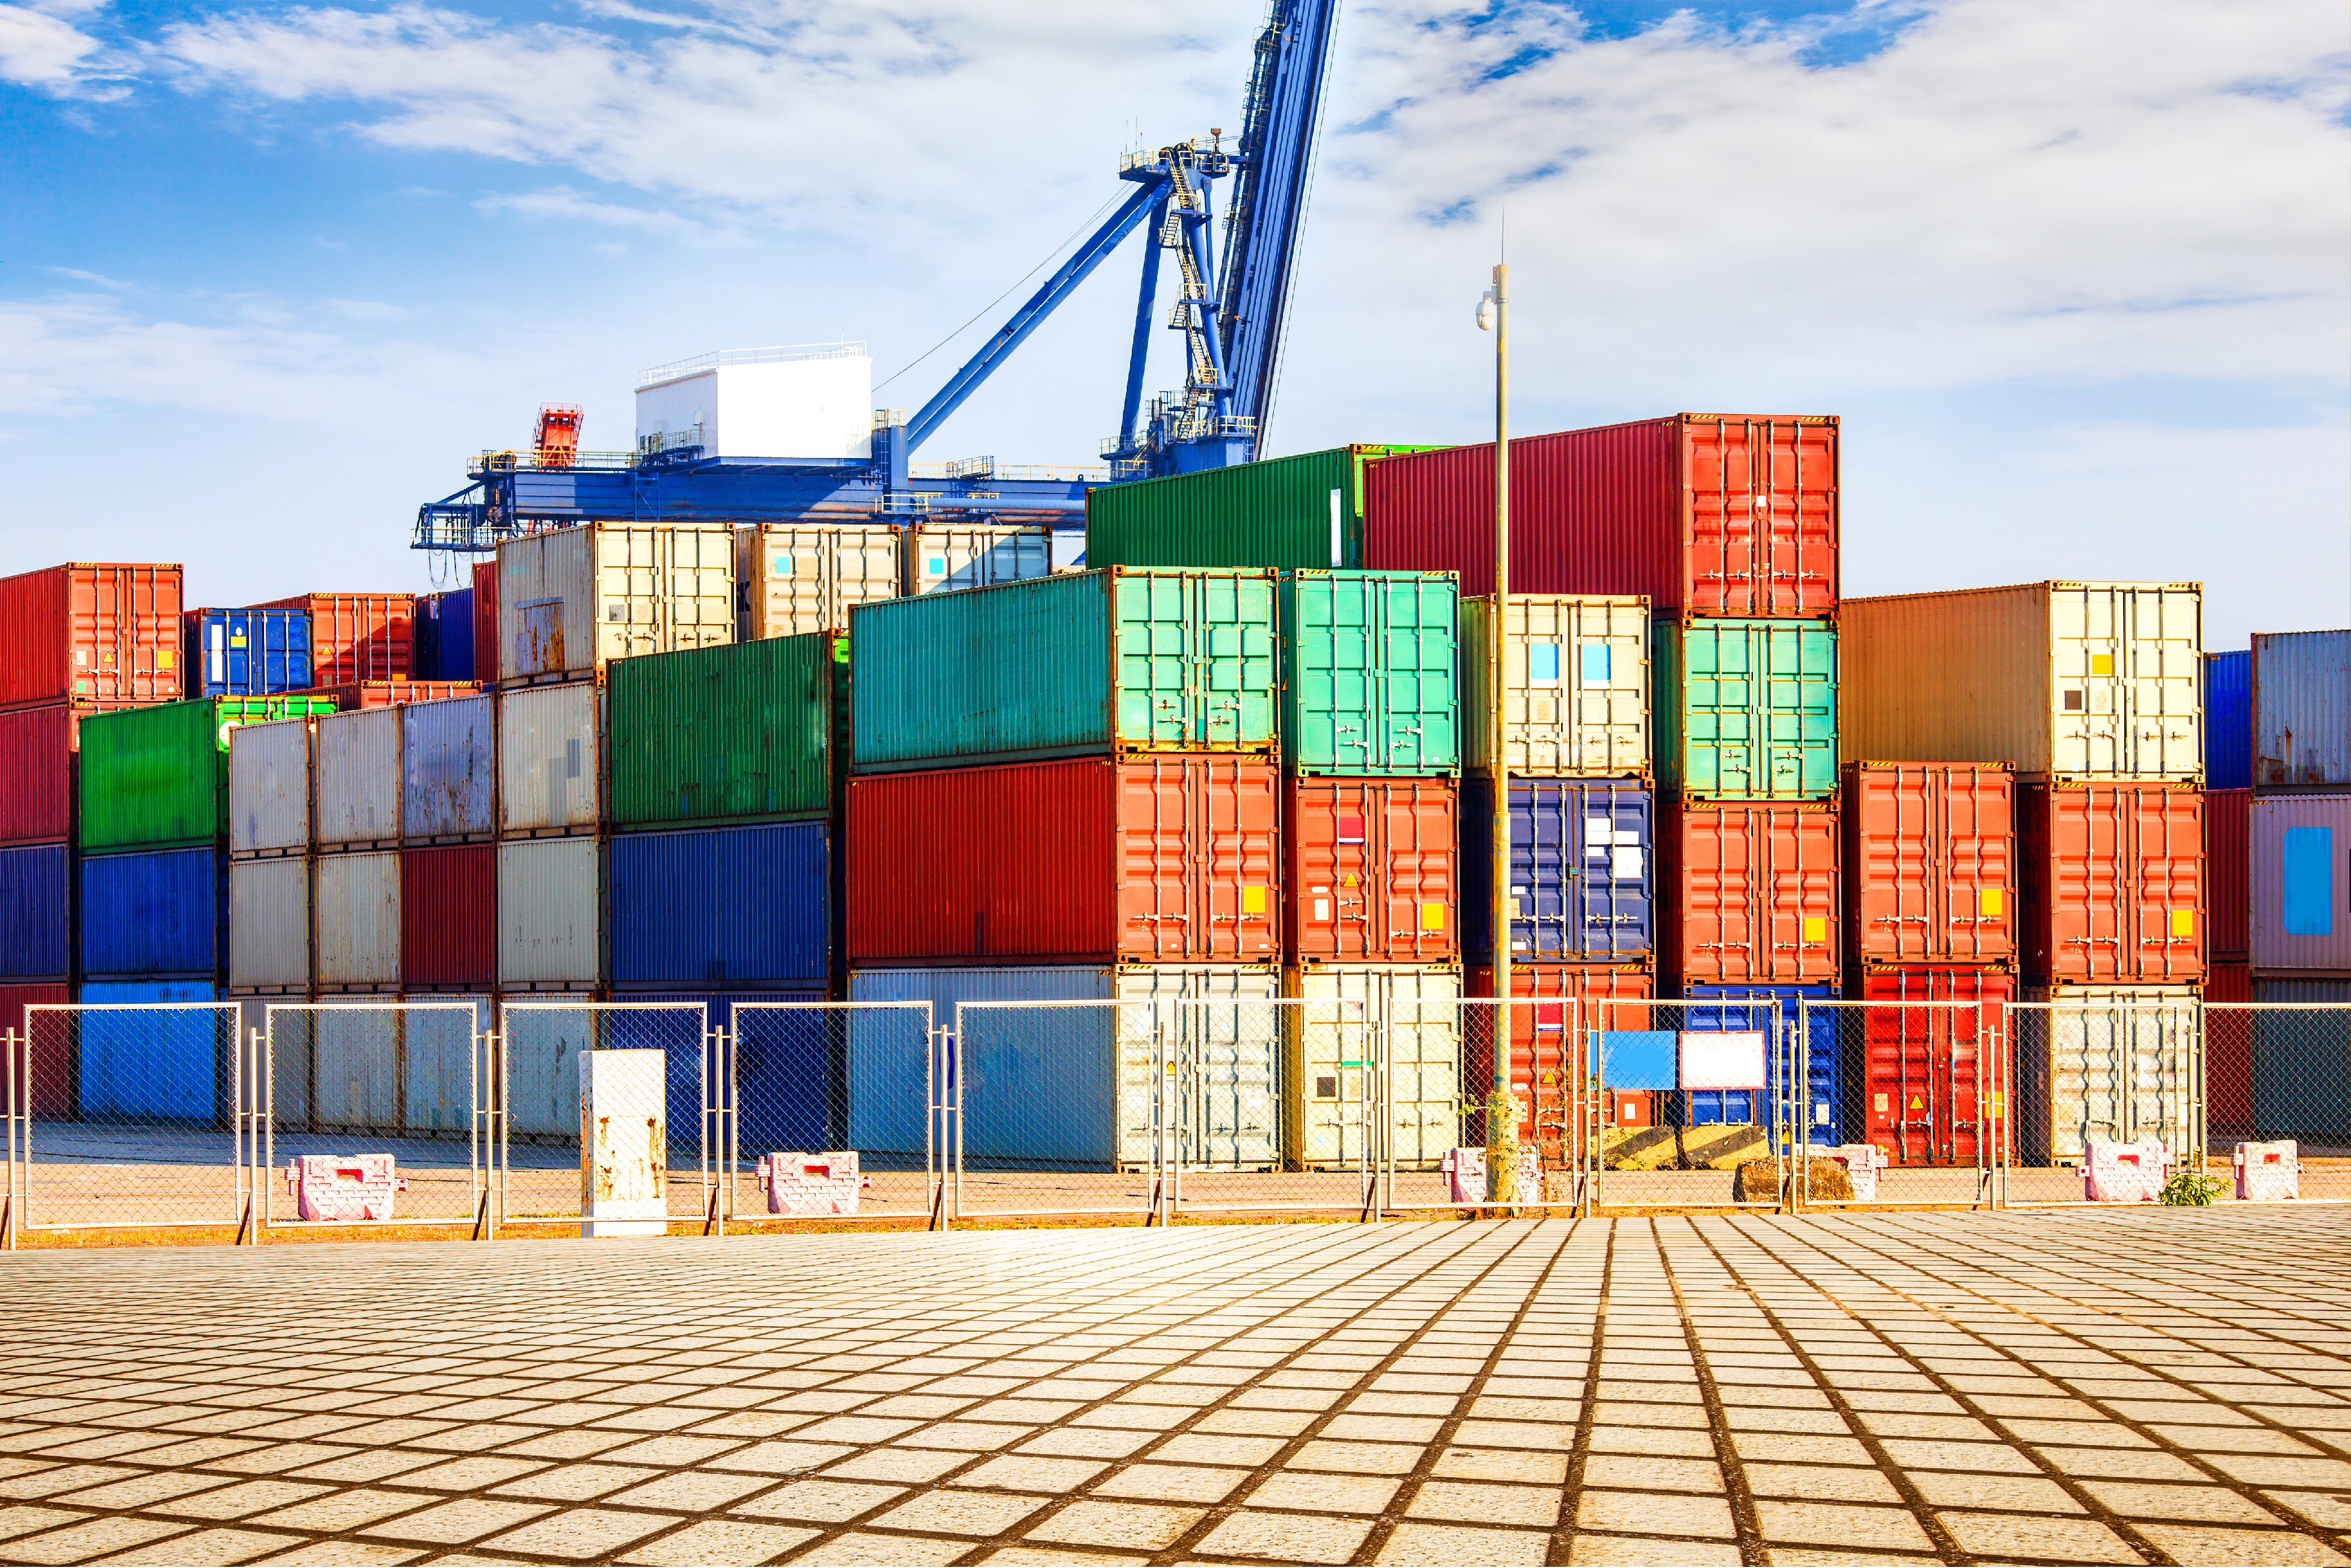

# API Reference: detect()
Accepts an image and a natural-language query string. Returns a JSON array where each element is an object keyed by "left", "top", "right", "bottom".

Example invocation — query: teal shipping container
[
  {"left": 1084, "top": 445, "right": 1440, "bottom": 570},
  {"left": 851, "top": 568, "right": 1277, "bottom": 773},
  {"left": 1653, "top": 619, "right": 1838, "bottom": 799},
  {"left": 1280, "top": 571, "right": 1458, "bottom": 775}
]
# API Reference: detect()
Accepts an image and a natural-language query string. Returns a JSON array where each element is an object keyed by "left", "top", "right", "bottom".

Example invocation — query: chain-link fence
[
  {"left": 2200, "top": 1001, "right": 2350, "bottom": 1204},
  {"left": 497, "top": 1001, "right": 711, "bottom": 1229},
  {"left": 1798, "top": 999, "right": 1999, "bottom": 1209},
  {"left": 1999, "top": 996, "right": 2203, "bottom": 1208}
]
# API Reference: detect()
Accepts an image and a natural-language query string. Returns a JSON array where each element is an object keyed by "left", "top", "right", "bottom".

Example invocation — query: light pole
[{"left": 1477, "top": 259, "right": 1515, "bottom": 1210}]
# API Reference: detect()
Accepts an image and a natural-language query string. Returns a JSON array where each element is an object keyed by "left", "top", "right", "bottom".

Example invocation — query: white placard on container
[{"left": 1680, "top": 1031, "right": 1764, "bottom": 1090}]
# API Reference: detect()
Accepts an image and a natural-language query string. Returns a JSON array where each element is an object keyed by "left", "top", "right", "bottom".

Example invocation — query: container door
[
  {"left": 1382, "top": 783, "right": 1457, "bottom": 962},
  {"left": 1765, "top": 623, "right": 1838, "bottom": 798},
  {"left": 1385, "top": 970, "right": 1462, "bottom": 1169},
  {"left": 670, "top": 526, "right": 735, "bottom": 652},
  {"left": 1197, "top": 761, "right": 1277, "bottom": 962},
  {"left": 1561, "top": 598, "right": 1649, "bottom": 778},
  {"left": 1681, "top": 418, "right": 1838, "bottom": 618},
  {"left": 1121, "top": 762, "right": 1194, "bottom": 960},
  {"left": 1193, "top": 572, "right": 1276, "bottom": 752},
  {"left": 1675, "top": 622, "right": 1756, "bottom": 796},
  {"left": 1513, "top": 785, "right": 1575, "bottom": 959},
  {"left": 596, "top": 525, "right": 656, "bottom": 664},
  {"left": 1293, "top": 972, "right": 1371, "bottom": 1166},
  {"left": 1381, "top": 576, "right": 1458, "bottom": 772},
  {"left": 2125, "top": 587, "right": 2201, "bottom": 779},
  {"left": 1678, "top": 809, "right": 1761, "bottom": 984},
  {"left": 2048, "top": 585, "right": 2198, "bottom": 778},
  {"left": 1185, "top": 988, "right": 1280, "bottom": 1169},
  {"left": 1572, "top": 786, "right": 1653, "bottom": 962},
  {"left": 2129, "top": 789, "right": 2204, "bottom": 982},
  {"left": 1760, "top": 809, "right": 1838, "bottom": 982},
  {"left": 1290, "top": 574, "right": 1374, "bottom": 771},
  {"left": 1114, "top": 574, "right": 1196, "bottom": 748}
]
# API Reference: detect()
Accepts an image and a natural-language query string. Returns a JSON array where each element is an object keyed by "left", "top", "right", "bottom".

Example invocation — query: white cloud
[
  {"left": 475, "top": 186, "right": 719, "bottom": 244},
  {"left": 0, "top": 0, "right": 104, "bottom": 86}
]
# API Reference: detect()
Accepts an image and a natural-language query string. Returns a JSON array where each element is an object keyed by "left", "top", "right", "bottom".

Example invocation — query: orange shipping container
[
  {"left": 1466, "top": 962, "right": 1653, "bottom": 1161},
  {"left": 849, "top": 756, "right": 1280, "bottom": 965},
  {"left": 301, "top": 681, "right": 481, "bottom": 710},
  {"left": 1848, "top": 966, "right": 2011, "bottom": 1167},
  {"left": 254, "top": 592, "right": 414, "bottom": 686},
  {"left": 1660, "top": 801, "right": 1839, "bottom": 986},
  {"left": 2203, "top": 787, "right": 2249, "bottom": 961},
  {"left": 1287, "top": 778, "right": 1456, "bottom": 965},
  {"left": 1843, "top": 761, "right": 2015, "bottom": 967},
  {"left": 2020, "top": 783, "right": 2204, "bottom": 984},
  {"left": 0, "top": 563, "right": 183, "bottom": 710},
  {"left": 2203, "top": 961, "right": 2252, "bottom": 1140}
]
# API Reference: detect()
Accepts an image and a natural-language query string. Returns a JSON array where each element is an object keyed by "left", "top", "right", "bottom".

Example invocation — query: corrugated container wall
[
  {"left": 402, "top": 845, "right": 495, "bottom": 988},
  {"left": 607, "top": 633, "right": 839, "bottom": 830},
  {"left": 228, "top": 719, "right": 312, "bottom": 857},
  {"left": 1084, "top": 445, "right": 1437, "bottom": 570},
  {"left": 1361, "top": 416, "right": 1838, "bottom": 615},
  {"left": 0, "top": 985, "right": 71, "bottom": 1112},
  {"left": 0, "top": 563, "right": 183, "bottom": 708},
  {"left": 1839, "top": 582, "right": 2203, "bottom": 781},
  {"left": 2019, "top": 783, "right": 2204, "bottom": 984},
  {"left": 736, "top": 523, "right": 900, "bottom": 639},
  {"left": 0, "top": 704, "right": 88, "bottom": 845},
  {"left": 903, "top": 525, "right": 1052, "bottom": 595},
  {"left": 314, "top": 851, "right": 400, "bottom": 989},
  {"left": 1459, "top": 596, "right": 1650, "bottom": 778},
  {"left": 1654, "top": 619, "right": 1838, "bottom": 800},
  {"left": 2205, "top": 961, "right": 2252, "bottom": 1141},
  {"left": 498, "top": 835, "right": 603, "bottom": 988},
  {"left": 0, "top": 844, "right": 69, "bottom": 978},
  {"left": 305, "top": 681, "right": 478, "bottom": 710},
  {"left": 471, "top": 561, "right": 498, "bottom": 684},
  {"left": 76, "top": 981, "right": 229, "bottom": 1125},
  {"left": 1284, "top": 964, "right": 1461, "bottom": 1168},
  {"left": 1847, "top": 966, "right": 2013, "bottom": 1166},
  {"left": 254, "top": 593, "right": 412, "bottom": 686},
  {"left": 2205, "top": 788, "right": 2250, "bottom": 962},
  {"left": 415, "top": 589, "right": 474, "bottom": 682},
  {"left": 2251, "top": 794, "right": 2351, "bottom": 974},
  {"left": 1462, "top": 778, "right": 1654, "bottom": 963},
  {"left": 610, "top": 822, "right": 829, "bottom": 988},
  {"left": 401, "top": 695, "right": 496, "bottom": 842},
  {"left": 1678, "top": 984, "right": 1842, "bottom": 1146},
  {"left": 79, "top": 697, "right": 338, "bottom": 854},
  {"left": 313, "top": 706, "right": 402, "bottom": 849},
  {"left": 2249, "top": 976, "right": 2351, "bottom": 1142},
  {"left": 851, "top": 569, "right": 1277, "bottom": 773},
  {"left": 1282, "top": 572, "right": 1458, "bottom": 775},
  {"left": 2204, "top": 650, "right": 2251, "bottom": 791},
  {"left": 228, "top": 857, "right": 309, "bottom": 990},
  {"left": 184, "top": 608, "right": 310, "bottom": 698},
  {"left": 81, "top": 848, "right": 223, "bottom": 977},
  {"left": 1466, "top": 962, "right": 1654, "bottom": 1156},
  {"left": 2014, "top": 983, "right": 2200, "bottom": 1164},
  {"left": 1660, "top": 801, "right": 1839, "bottom": 986},
  {"left": 1842, "top": 763, "right": 2015, "bottom": 968},
  {"left": 499, "top": 682, "right": 602, "bottom": 834},
  {"left": 2252, "top": 629, "right": 2351, "bottom": 792},
  {"left": 1287, "top": 779, "right": 1458, "bottom": 964},
  {"left": 849, "top": 757, "right": 1280, "bottom": 965},
  {"left": 499, "top": 522, "right": 733, "bottom": 682}
]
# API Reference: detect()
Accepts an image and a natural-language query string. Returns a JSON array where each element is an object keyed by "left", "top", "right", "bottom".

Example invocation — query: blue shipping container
[
  {"left": 1461, "top": 778, "right": 1653, "bottom": 961},
  {"left": 2205, "top": 650, "right": 2251, "bottom": 791},
  {"left": 187, "top": 609, "right": 311, "bottom": 698},
  {"left": 2252, "top": 976, "right": 2351, "bottom": 1140},
  {"left": 1679, "top": 984, "right": 1843, "bottom": 1145},
  {"left": 415, "top": 590, "right": 476, "bottom": 682},
  {"left": 76, "top": 980, "right": 230, "bottom": 1124},
  {"left": 80, "top": 848, "right": 225, "bottom": 979},
  {"left": 625, "top": 992, "right": 832, "bottom": 1157},
  {"left": 0, "top": 842, "right": 69, "bottom": 978},
  {"left": 609, "top": 822, "right": 829, "bottom": 989}
]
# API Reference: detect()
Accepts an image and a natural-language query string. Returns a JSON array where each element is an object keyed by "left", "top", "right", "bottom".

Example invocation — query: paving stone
[
  {"left": 355, "top": 1498, "right": 556, "bottom": 1545},
  {"left": 85, "top": 1525, "right": 299, "bottom": 1565},
  {"left": 1934, "top": 1509, "right": 2141, "bottom": 1562},
  {"left": 5, "top": 1517, "right": 192, "bottom": 1565},
  {"left": 1430, "top": 1447, "right": 1568, "bottom": 1485},
  {"left": 245, "top": 1489, "right": 438, "bottom": 1532},
  {"left": 476, "top": 1506, "right": 684, "bottom": 1560},
  {"left": 736, "top": 1479, "right": 907, "bottom": 1523},
  {"left": 1565, "top": 1532, "right": 1743, "bottom": 1565},
  {"left": 1404, "top": 1478, "right": 1561, "bottom": 1527},
  {"left": 2076, "top": 1479, "right": 2284, "bottom": 1523},
  {"left": 2128, "top": 1525, "right": 2351, "bottom": 1567},
  {"left": 1742, "top": 1464, "right": 1901, "bottom": 1503},
  {"left": 1192, "top": 1508, "right": 1371, "bottom": 1563},
  {"left": 775, "top": 1530, "right": 971, "bottom": 1564},
  {"left": 1247, "top": 1472, "right": 1400, "bottom": 1513},
  {"left": 825, "top": 1451, "right": 974, "bottom": 1486},
  {"left": 1581, "top": 1454, "right": 1723, "bottom": 1492},
  {"left": 151, "top": 1479, "right": 334, "bottom": 1520},
  {"left": 245, "top": 1542, "right": 422, "bottom": 1565},
  {"left": 1022, "top": 1499, "right": 1203, "bottom": 1551},
  {"left": 1375, "top": 1521, "right": 1549, "bottom": 1565},
  {"left": 1575, "top": 1490, "right": 1736, "bottom": 1540}
]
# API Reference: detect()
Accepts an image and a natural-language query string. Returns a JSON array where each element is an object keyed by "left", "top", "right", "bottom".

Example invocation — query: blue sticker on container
[
  {"left": 1580, "top": 643, "right": 1610, "bottom": 683},
  {"left": 1592, "top": 1030, "right": 1676, "bottom": 1090},
  {"left": 1528, "top": 643, "right": 1561, "bottom": 684},
  {"left": 2282, "top": 825, "right": 2335, "bottom": 937}
]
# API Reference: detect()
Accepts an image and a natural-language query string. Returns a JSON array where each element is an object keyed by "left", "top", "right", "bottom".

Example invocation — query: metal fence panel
[
  {"left": 2002, "top": 997, "right": 2201, "bottom": 1207},
  {"left": 2208, "top": 1001, "right": 2350, "bottom": 1204},
  {"left": 1585, "top": 996, "right": 1792, "bottom": 1210},
  {"left": 727, "top": 1001, "right": 937, "bottom": 1228},
  {"left": 1797, "top": 999, "right": 1998, "bottom": 1208},
  {"left": 496, "top": 1001, "right": 709, "bottom": 1223}
]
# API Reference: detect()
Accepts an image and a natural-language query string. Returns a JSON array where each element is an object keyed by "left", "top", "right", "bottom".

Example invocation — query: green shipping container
[
  {"left": 851, "top": 568, "right": 1277, "bottom": 772},
  {"left": 1084, "top": 445, "right": 1442, "bottom": 571},
  {"left": 607, "top": 632, "right": 843, "bottom": 829},
  {"left": 1653, "top": 619, "right": 1838, "bottom": 800},
  {"left": 1281, "top": 571, "right": 1460, "bottom": 775},
  {"left": 79, "top": 696, "right": 340, "bottom": 853}
]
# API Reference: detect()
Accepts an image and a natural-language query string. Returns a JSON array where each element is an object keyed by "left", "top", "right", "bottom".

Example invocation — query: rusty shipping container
[
  {"left": 0, "top": 703, "right": 121, "bottom": 845},
  {"left": 2252, "top": 629, "right": 2351, "bottom": 792},
  {"left": 849, "top": 756, "right": 1280, "bottom": 965},
  {"left": 403, "top": 844, "right": 495, "bottom": 989},
  {"left": 472, "top": 561, "right": 498, "bottom": 684},
  {"left": 2019, "top": 783, "right": 2204, "bottom": 984},
  {"left": 1360, "top": 415, "right": 1838, "bottom": 615},
  {"left": 0, "top": 563, "right": 183, "bottom": 709},
  {"left": 1845, "top": 966, "right": 2012, "bottom": 1167},
  {"left": 2250, "top": 792, "right": 2351, "bottom": 974},
  {"left": 2205, "top": 787, "right": 2249, "bottom": 961},
  {"left": 301, "top": 681, "right": 479, "bottom": 709},
  {"left": 1287, "top": 778, "right": 1457, "bottom": 965},
  {"left": 254, "top": 593, "right": 415, "bottom": 686},
  {"left": 1660, "top": 801, "right": 1839, "bottom": 986},
  {"left": 1843, "top": 762, "right": 2015, "bottom": 967},
  {"left": 1466, "top": 962, "right": 1653, "bottom": 1164}
]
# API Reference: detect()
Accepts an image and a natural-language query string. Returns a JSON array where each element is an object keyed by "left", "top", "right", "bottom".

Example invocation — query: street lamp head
[{"left": 1476, "top": 291, "right": 1497, "bottom": 331}]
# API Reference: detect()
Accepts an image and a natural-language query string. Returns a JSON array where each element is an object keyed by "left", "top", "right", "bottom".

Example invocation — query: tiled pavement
[{"left": 0, "top": 1212, "right": 2348, "bottom": 1566}]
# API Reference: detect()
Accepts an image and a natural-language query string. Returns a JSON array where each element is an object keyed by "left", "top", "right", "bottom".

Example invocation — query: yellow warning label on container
[
  {"left": 1989, "top": 1094, "right": 2003, "bottom": 1111},
  {"left": 1420, "top": 902, "right": 1445, "bottom": 931},
  {"left": 2170, "top": 909, "right": 2195, "bottom": 937},
  {"left": 156, "top": 650, "right": 175, "bottom": 670},
  {"left": 1980, "top": 888, "right": 2004, "bottom": 917},
  {"left": 1910, "top": 1095, "right": 1924, "bottom": 1109},
  {"left": 1803, "top": 917, "right": 1826, "bottom": 944},
  {"left": 2090, "top": 653, "right": 2115, "bottom": 676},
  {"left": 1241, "top": 885, "right": 1267, "bottom": 915}
]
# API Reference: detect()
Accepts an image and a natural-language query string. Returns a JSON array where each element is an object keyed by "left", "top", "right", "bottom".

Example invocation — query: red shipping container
[
  {"left": 0, "top": 703, "right": 98, "bottom": 846},
  {"left": 1466, "top": 962, "right": 1653, "bottom": 1160},
  {"left": 1362, "top": 415, "right": 1837, "bottom": 615},
  {"left": 298, "top": 681, "right": 481, "bottom": 710},
  {"left": 1848, "top": 966, "right": 2012, "bottom": 1166},
  {"left": 2203, "top": 961, "right": 2252, "bottom": 1141},
  {"left": 472, "top": 561, "right": 498, "bottom": 685},
  {"left": 849, "top": 756, "right": 1280, "bottom": 964},
  {"left": 1844, "top": 761, "right": 2015, "bottom": 967},
  {"left": 2020, "top": 783, "right": 2204, "bottom": 983},
  {"left": 0, "top": 563, "right": 183, "bottom": 710},
  {"left": 4, "top": 983, "right": 73, "bottom": 1118},
  {"left": 1660, "top": 801, "right": 1839, "bottom": 985},
  {"left": 2204, "top": 787, "right": 2248, "bottom": 961},
  {"left": 254, "top": 593, "right": 414, "bottom": 685},
  {"left": 1288, "top": 778, "right": 1456, "bottom": 964},
  {"left": 402, "top": 844, "right": 495, "bottom": 988}
]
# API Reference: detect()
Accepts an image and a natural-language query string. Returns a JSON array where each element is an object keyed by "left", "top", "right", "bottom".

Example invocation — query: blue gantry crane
[{"left": 414, "top": 0, "right": 1342, "bottom": 553}]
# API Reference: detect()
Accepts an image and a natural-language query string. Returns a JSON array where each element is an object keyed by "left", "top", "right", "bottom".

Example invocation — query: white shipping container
[
  {"left": 1287, "top": 964, "right": 1462, "bottom": 1169},
  {"left": 498, "top": 521, "right": 735, "bottom": 682},
  {"left": 1459, "top": 595, "right": 1651, "bottom": 777},
  {"left": 228, "top": 718, "right": 312, "bottom": 856},
  {"left": 634, "top": 345, "right": 873, "bottom": 461},
  {"left": 314, "top": 851, "right": 401, "bottom": 989},
  {"left": 846, "top": 966, "right": 1279, "bottom": 1168},
  {"left": 403, "top": 995, "right": 490, "bottom": 1135},
  {"left": 499, "top": 683, "right": 601, "bottom": 834},
  {"left": 229, "top": 857, "right": 310, "bottom": 990},
  {"left": 903, "top": 525, "right": 1053, "bottom": 596},
  {"left": 2015, "top": 984, "right": 2200, "bottom": 1165},
  {"left": 1841, "top": 581, "right": 2203, "bottom": 781},
  {"left": 737, "top": 522, "right": 900, "bottom": 639},
  {"left": 314, "top": 706, "right": 401, "bottom": 848},
  {"left": 310, "top": 1003, "right": 403, "bottom": 1130},
  {"left": 403, "top": 694, "right": 496, "bottom": 840},
  {"left": 498, "top": 836, "right": 604, "bottom": 988}
]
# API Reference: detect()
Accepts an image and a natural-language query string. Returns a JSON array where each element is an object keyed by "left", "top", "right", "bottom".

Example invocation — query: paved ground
[{"left": 0, "top": 1213, "right": 2346, "bottom": 1567}]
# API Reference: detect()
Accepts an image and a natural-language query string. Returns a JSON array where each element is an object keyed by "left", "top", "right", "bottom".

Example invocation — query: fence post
[{"left": 3, "top": 1028, "right": 19, "bottom": 1250}]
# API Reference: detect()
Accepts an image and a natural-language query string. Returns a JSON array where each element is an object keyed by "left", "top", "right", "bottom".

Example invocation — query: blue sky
[{"left": 2, "top": 0, "right": 2344, "bottom": 645}]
